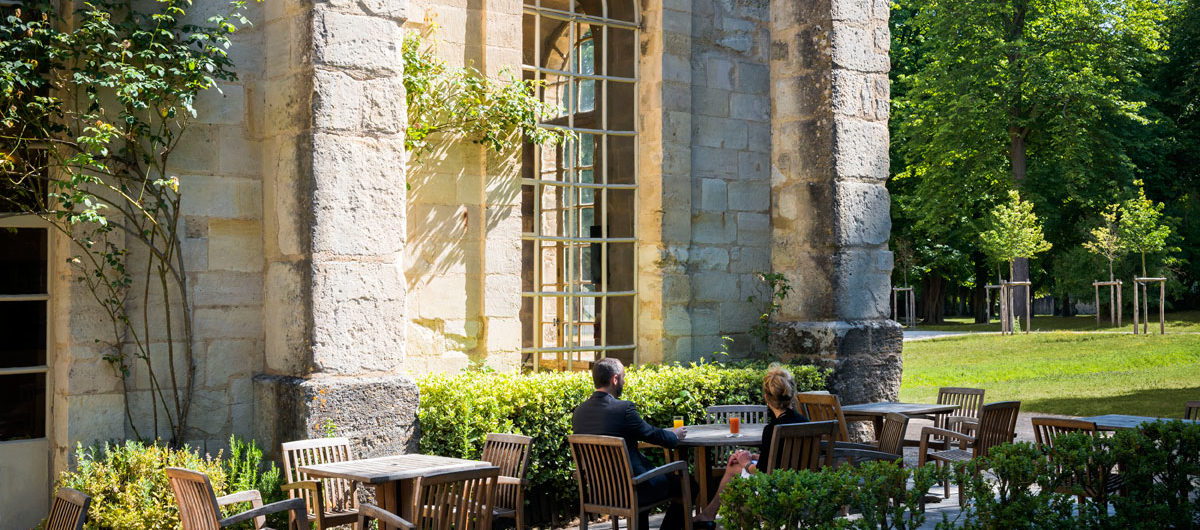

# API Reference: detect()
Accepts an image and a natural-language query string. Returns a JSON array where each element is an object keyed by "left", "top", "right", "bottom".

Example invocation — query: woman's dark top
[{"left": 760, "top": 407, "right": 809, "bottom": 465}]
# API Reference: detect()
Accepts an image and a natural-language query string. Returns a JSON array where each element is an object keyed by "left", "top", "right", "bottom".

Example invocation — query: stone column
[
  {"left": 255, "top": 0, "right": 417, "bottom": 458},
  {"left": 768, "top": 0, "right": 901, "bottom": 408}
]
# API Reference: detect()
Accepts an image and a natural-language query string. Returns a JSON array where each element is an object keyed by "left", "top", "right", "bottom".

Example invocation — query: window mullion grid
[{"left": 532, "top": 0, "right": 543, "bottom": 371}]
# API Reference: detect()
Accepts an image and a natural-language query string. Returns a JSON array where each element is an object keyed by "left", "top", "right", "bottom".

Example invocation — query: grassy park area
[
  {"left": 898, "top": 331, "right": 1200, "bottom": 418},
  {"left": 915, "top": 310, "right": 1200, "bottom": 333}
]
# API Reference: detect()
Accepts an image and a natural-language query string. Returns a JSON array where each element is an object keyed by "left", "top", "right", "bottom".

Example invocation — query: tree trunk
[
  {"left": 1012, "top": 257, "right": 1030, "bottom": 321},
  {"left": 921, "top": 275, "right": 947, "bottom": 324},
  {"left": 973, "top": 253, "right": 989, "bottom": 323}
]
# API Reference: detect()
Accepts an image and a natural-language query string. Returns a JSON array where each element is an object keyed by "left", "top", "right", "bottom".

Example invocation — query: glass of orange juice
[
  {"left": 729, "top": 416, "right": 740, "bottom": 435},
  {"left": 673, "top": 416, "right": 685, "bottom": 429}
]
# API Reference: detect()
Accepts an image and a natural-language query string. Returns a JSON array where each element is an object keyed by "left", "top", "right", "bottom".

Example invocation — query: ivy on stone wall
[
  {"left": 0, "top": 0, "right": 255, "bottom": 445},
  {"left": 403, "top": 28, "right": 567, "bottom": 160}
]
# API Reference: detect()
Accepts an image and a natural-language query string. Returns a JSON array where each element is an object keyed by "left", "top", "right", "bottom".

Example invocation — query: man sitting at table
[{"left": 572, "top": 358, "right": 690, "bottom": 530}]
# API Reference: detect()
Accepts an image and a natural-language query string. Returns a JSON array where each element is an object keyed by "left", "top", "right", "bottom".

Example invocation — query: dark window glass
[
  {"left": 0, "top": 301, "right": 47, "bottom": 368},
  {"left": 0, "top": 373, "right": 46, "bottom": 441},
  {"left": 0, "top": 228, "right": 48, "bottom": 294}
]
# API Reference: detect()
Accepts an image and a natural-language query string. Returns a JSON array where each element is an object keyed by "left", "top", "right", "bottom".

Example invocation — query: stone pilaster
[
  {"left": 768, "top": 0, "right": 901, "bottom": 410},
  {"left": 256, "top": 0, "right": 415, "bottom": 459}
]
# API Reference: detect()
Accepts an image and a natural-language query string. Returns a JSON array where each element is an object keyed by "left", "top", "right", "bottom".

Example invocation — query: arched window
[{"left": 521, "top": 0, "right": 638, "bottom": 370}]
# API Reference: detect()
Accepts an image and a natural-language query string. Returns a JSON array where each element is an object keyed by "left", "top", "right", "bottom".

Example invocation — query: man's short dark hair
[{"left": 592, "top": 357, "right": 625, "bottom": 388}]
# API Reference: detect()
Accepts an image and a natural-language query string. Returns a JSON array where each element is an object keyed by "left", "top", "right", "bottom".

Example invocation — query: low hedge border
[{"left": 416, "top": 362, "right": 828, "bottom": 522}]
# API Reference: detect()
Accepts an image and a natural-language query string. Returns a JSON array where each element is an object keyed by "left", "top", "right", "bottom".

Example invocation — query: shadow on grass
[{"left": 1025, "top": 385, "right": 1200, "bottom": 418}]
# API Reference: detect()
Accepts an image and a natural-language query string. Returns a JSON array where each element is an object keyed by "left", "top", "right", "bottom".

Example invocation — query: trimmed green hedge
[{"left": 416, "top": 362, "right": 827, "bottom": 521}]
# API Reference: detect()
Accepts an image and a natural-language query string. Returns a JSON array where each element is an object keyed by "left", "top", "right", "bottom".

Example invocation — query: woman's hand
[{"left": 734, "top": 450, "right": 753, "bottom": 468}]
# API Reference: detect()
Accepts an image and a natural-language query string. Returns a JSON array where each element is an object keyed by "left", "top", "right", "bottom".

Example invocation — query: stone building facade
[{"left": 0, "top": 0, "right": 897, "bottom": 526}]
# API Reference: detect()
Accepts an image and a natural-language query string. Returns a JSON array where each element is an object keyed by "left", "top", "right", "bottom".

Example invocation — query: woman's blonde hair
[{"left": 762, "top": 365, "right": 796, "bottom": 411}]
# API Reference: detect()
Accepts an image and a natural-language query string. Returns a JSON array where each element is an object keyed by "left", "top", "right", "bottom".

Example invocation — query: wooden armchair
[
  {"left": 1031, "top": 417, "right": 1122, "bottom": 505},
  {"left": 796, "top": 393, "right": 850, "bottom": 442},
  {"left": 481, "top": 433, "right": 532, "bottom": 530},
  {"left": 568, "top": 434, "right": 692, "bottom": 530},
  {"left": 166, "top": 467, "right": 307, "bottom": 530},
  {"left": 280, "top": 437, "right": 359, "bottom": 529},
  {"left": 918, "top": 401, "right": 1020, "bottom": 502},
  {"left": 835, "top": 413, "right": 910, "bottom": 466},
  {"left": 356, "top": 466, "right": 500, "bottom": 530},
  {"left": 934, "top": 387, "right": 986, "bottom": 435},
  {"left": 765, "top": 420, "right": 839, "bottom": 472},
  {"left": 46, "top": 487, "right": 90, "bottom": 530},
  {"left": 1185, "top": 401, "right": 1200, "bottom": 421}
]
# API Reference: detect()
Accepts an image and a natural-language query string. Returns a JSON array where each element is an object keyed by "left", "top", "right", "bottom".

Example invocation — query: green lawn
[
  {"left": 898, "top": 332, "right": 1200, "bottom": 418},
  {"left": 914, "top": 310, "right": 1200, "bottom": 333}
]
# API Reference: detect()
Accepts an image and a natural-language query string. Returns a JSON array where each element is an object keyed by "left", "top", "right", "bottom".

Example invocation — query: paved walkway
[{"left": 903, "top": 329, "right": 974, "bottom": 341}]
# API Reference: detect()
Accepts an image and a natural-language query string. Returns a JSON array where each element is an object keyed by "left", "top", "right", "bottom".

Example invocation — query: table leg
[
  {"left": 370, "top": 480, "right": 415, "bottom": 530},
  {"left": 695, "top": 446, "right": 710, "bottom": 507}
]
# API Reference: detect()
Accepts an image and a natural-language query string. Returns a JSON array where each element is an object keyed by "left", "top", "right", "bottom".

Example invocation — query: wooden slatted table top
[
  {"left": 298, "top": 454, "right": 490, "bottom": 484},
  {"left": 675, "top": 423, "right": 766, "bottom": 447},
  {"left": 841, "top": 402, "right": 960, "bottom": 417},
  {"left": 1078, "top": 414, "right": 1199, "bottom": 431}
]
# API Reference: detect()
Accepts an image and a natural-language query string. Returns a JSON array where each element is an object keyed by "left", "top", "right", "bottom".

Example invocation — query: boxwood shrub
[{"left": 415, "top": 362, "right": 827, "bottom": 522}]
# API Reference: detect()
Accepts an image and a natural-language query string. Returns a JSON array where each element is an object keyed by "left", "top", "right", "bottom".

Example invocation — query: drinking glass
[
  {"left": 673, "top": 416, "right": 685, "bottom": 429},
  {"left": 729, "top": 416, "right": 740, "bottom": 435}
]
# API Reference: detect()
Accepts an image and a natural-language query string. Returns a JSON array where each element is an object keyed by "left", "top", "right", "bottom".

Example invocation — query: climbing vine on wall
[
  {"left": 0, "top": 0, "right": 255, "bottom": 445},
  {"left": 403, "top": 28, "right": 568, "bottom": 160}
]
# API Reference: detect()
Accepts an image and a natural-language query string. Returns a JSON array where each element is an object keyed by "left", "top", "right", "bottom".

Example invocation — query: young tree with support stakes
[
  {"left": 979, "top": 191, "right": 1052, "bottom": 333},
  {"left": 1084, "top": 204, "right": 1126, "bottom": 327},
  {"left": 1118, "top": 181, "right": 1171, "bottom": 278}
]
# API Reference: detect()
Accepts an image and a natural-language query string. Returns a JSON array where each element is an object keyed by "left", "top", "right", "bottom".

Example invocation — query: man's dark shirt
[{"left": 571, "top": 390, "right": 680, "bottom": 477}]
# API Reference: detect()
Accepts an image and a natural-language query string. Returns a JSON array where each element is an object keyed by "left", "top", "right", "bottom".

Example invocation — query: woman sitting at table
[{"left": 693, "top": 365, "right": 808, "bottom": 527}]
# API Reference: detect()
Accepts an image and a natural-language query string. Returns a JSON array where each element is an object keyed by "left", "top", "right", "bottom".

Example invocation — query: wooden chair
[
  {"left": 45, "top": 487, "right": 90, "bottom": 530},
  {"left": 918, "top": 401, "right": 1021, "bottom": 502},
  {"left": 1185, "top": 401, "right": 1200, "bottom": 421},
  {"left": 166, "top": 467, "right": 307, "bottom": 530},
  {"left": 1031, "top": 417, "right": 1122, "bottom": 504},
  {"left": 765, "top": 420, "right": 839, "bottom": 473},
  {"left": 705, "top": 404, "right": 771, "bottom": 478},
  {"left": 934, "top": 387, "right": 986, "bottom": 434},
  {"left": 356, "top": 466, "right": 500, "bottom": 530},
  {"left": 705, "top": 404, "right": 770, "bottom": 425},
  {"left": 839, "top": 412, "right": 909, "bottom": 455},
  {"left": 481, "top": 433, "right": 532, "bottom": 530},
  {"left": 796, "top": 392, "right": 850, "bottom": 442},
  {"left": 280, "top": 437, "right": 359, "bottom": 529},
  {"left": 568, "top": 434, "right": 693, "bottom": 530}
]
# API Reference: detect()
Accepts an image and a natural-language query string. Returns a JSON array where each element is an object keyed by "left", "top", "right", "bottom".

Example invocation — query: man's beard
[{"left": 612, "top": 380, "right": 624, "bottom": 398}]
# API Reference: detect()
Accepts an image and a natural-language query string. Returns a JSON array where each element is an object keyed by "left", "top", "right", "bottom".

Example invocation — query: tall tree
[{"left": 891, "top": 0, "right": 1167, "bottom": 317}]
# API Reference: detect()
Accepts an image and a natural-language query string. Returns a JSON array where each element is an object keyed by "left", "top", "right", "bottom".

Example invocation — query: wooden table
[
  {"left": 1079, "top": 414, "right": 1200, "bottom": 431},
  {"left": 299, "top": 454, "right": 490, "bottom": 529},
  {"left": 674, "top": 423, "right": 764, "bottom": 506},
  {"left": 842, "top": 401, "right": 961, "bottom": 434}
]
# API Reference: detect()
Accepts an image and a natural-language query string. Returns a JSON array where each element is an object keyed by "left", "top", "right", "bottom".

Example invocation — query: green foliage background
[{"left": 416, "top": 363, "right": 827, "bottom": 521}]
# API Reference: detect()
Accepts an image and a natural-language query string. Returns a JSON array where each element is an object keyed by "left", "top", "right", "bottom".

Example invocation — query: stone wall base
[
  {"left": 253, "top": 374, "right": 419, "bottom": 461},
  {"left": 769, "top": 319, "right": 903, "bottom": 438}
]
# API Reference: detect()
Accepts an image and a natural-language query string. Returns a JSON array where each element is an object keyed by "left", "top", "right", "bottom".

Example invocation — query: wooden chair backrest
[
  {"left": 796, "top": 393, "right": 850, "bottom": 442},
  {"left": 877, "top": 413, "right": 910, "bottom": 455},
  {"left": 166, "top": 467, "right": 223, "bottom": 530},
  {"left": 411, "top": 466, "right": 499, "bottom": 530},
  {"left": 568, "top": 434, "right": 637, "bottom": 514},
  {"left": 766, "top": 420, "right": 838, "bottom": 473},
  {"left": 481, "top": 433, "right": 532, "bottom": 512},
  {"left": 975, "top": 401, "right": 1021, "bottom": 458},
  {"left": 936, "top": 387, "right": 986, "bottom": 426},
  {"left": 1032, "top": 417, "right": 1098, "bottom": 448},
  {"left": 46, "top": 487, "right": 90, "bottom": 530},
  {"left": 1185, "top": 401, "right": 1200, "bottom": 421},
  {"left": 706, "top": 405, "right": 770, "bottom": 425},
  {"left": 281, "top": 437, "right": 357, "bottom": 515}
]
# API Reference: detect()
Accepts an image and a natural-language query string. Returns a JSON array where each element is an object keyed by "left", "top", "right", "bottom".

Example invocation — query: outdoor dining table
[
  {"left": 1079, "top": 414, "right": 1200, "bottom": 430},
  {"left": 841, "top": 401, "right": 961, "bottom": 434},
  {"left": 298, "top": 453, "right": 491, "bottom": 530},
  {"left": 671, "top": 423, "right": 765, "bottom": 505}
]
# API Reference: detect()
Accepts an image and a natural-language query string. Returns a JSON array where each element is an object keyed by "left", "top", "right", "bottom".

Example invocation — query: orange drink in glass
[
  {"left": 673, "top": 416, "right": 684, "bottom": 429},
  {"left": 730, "top": 416, "right": 740, "bottom": 435}
]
